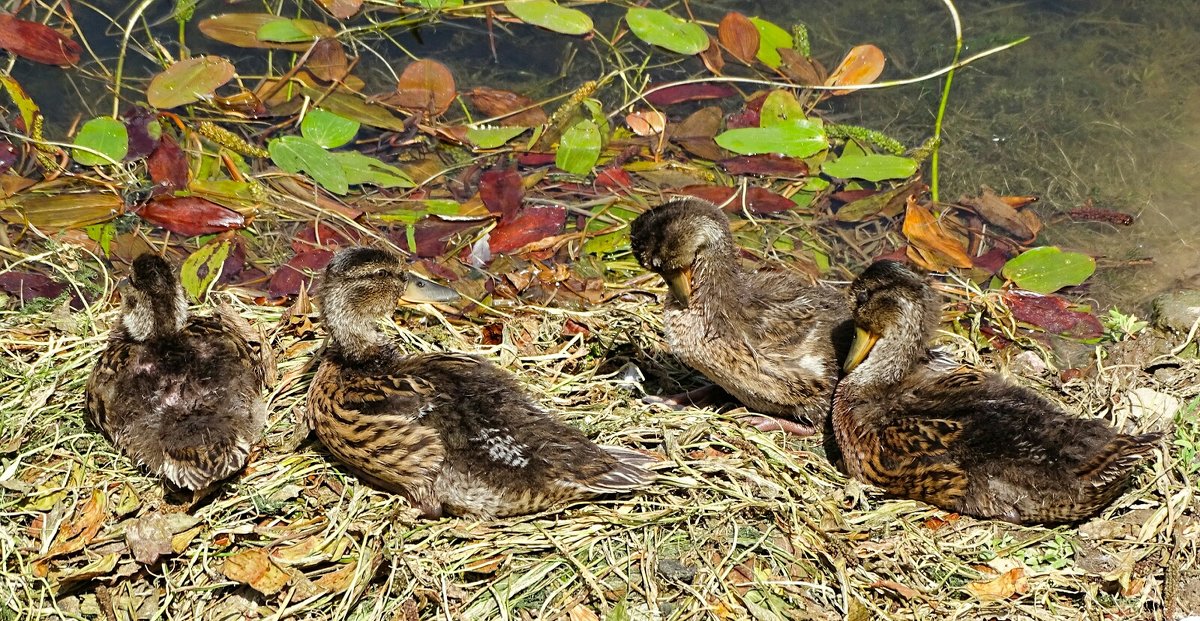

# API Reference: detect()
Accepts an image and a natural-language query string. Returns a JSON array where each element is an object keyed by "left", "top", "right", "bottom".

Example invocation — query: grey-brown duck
[
  {"left": 85, "top": 253, "right": 271, "bottom": 491},
  {"left": 833, "top": 259, "right": 1161, "bottom": 523},
  {"left": 305, "top": 247, "right": 654, "bottom": 519},
  {"left": 629, "top": 197, "right": 852, "bottom": 436}
]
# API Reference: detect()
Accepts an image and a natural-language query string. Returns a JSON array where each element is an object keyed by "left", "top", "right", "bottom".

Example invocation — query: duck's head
[
  {"left": 318, "top": 247, "right": 459, "bottom": 351},
  {"left": 843, "top": 260, "right": 940, "bottom": 376},
  {"left": 629, "top": 198, "right": 734, "bottom": 307},
  {"left": 120, "top": 253, "right": 188, "bottom": 341}
]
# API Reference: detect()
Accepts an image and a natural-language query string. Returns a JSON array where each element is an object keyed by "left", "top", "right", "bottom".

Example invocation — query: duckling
[
  {"left": 305, "top": 247, "right": 654, "bottom": 519},
  {"left": 629, "top": 197, "right": 852, "bottom": 436},
  {"left": 833, "top": 260, "right": 1161, "bottom": 523},
  {"left": 85, "top": 253, "right": 270, "bottom": 492}
]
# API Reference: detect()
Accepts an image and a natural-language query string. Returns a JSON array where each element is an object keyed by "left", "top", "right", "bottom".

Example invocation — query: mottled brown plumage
[
  {"left": 306, "top": 247, "right": 654, "bottom": 519},
  {"left": 85, "top": 254, "right": 270, "bottom": 491},
  {"left": 629, "top": 197, "right": 852, "bottom": 435},
  {"left": 833, "top": 260, "right": 1161, "bottom": 523}
]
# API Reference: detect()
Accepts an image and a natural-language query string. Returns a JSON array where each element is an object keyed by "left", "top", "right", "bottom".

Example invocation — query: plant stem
[{"left": 931, "top": 0, "right": 965, "bottom": 203}]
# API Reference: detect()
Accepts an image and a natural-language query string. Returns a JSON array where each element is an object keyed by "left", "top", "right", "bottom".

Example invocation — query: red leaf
[
  {"left": 121, "top": 107, "right": 161, "bottom": 160},
  {"left": 674, "top": 185, "right": 796, "bottom": 214},
  {"left": 717, "top": 154, "right": 808, "bottom": 176},
  {"left": 137, "top": 197, "right": 244, "bottom": 236},
  {"left": 488, "top": 205, "right": 566, "bottom": 254},
  {"left": 1004, "top": 291, "right": 1104, "bottom": 338},
  {"left": 594, "top": 166, "right": 634, "bottom": 191},
  {"left": 644, "top": 83, "right": 737, "bottom": 106},
  {"left": 0, "top": 271, "right": 65, "bottom": 301},
  {"left": 516, "top": 152, "right": 556, "bottom": 167},
  {"left": 468, "top": 87, "right": 548, "bottom": 126},
  {"left": 0, "top": 139, "right": 16, "bottom": 174},
  {"left": 392, "top": 59, "right": 456, "bottom": 115},
  {"left": 267, "top": 249, "right": 333, "bottom": 298},
  {"left": 147, "top": 135, "right": 189, "bottom": 196},
  {"left": 291, "top": 221, "right": 360, "bottom": 252},
  {"left": 970, "top": 246, "right": 1013, "bottom": 275},
  {"left": 479, "top": 166, "right": 524, "bottom": 221},
  {"left": 724, "top": 92, "right": 769, "bottom": 129},
  {"left": 403, "top": 218, "right": 480, "bottom": 258},
  {"left": 0, "top": 14, "right": 81, "bottom": 66}
]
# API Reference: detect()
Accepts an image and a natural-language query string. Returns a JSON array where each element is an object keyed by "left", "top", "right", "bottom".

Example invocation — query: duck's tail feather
[
  {"left": 1074, "top": 431, "right": 1162, "bottom": 486},
  {"left": 587, "top": 446, "right": 657, "bottom": 492}
]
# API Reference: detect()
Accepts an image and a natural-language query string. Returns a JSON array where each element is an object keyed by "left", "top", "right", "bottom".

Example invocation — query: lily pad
[
  {"left": 555, "top": 119, "right": 601, "bottom": 175},
  {"left": 301, "top": 108, "right": 360, "bottom": 149},
  {"left": 626, "top": 8, "right": 709, "bottom": 56},
  {"left": 715, "top": 120, "right": 827, "bottom": 158},
  {"left": 330, "top": 151, "right": 415, "bottom": 188},
  {"left": 269, "top": 135, "right": 349, "bottom": 195},
  {"left": 505, "top": 0, "right": 593, "bottom": 35},
  {"left": 821, "top": 154, "right": 918, "bottom": 182},
  {"left": 1001, "top": 246, "right": 1096, "bottom": 294},
  {"left": 147, "top": 56, "right": 236, "bottom": 109},
  {"left": 73, "top": 117, "right": 129, "bottom": 166}
]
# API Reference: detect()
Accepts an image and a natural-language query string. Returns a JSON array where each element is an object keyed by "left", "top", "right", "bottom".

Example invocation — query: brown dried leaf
[
  {"left": 870, "top": 579, "right": 922, "bottom": 600},
  {"left": 568, "top": 604, "right": 600, "bottom": 621},
  {"left": 126, "top": 512, "right": 200, "bottom": 565},
  {"left": 826, "top": 44, "right": 886, "bottom": 96},
  {"left": 717, "top": 154, "right": 807, "bottom": 177},
  {"left": 966, "top": 567, "right": 1027, "bottom": 601},
  {"left": 0, "top": 13, "right": 81, "bottom": 66},
  {"left": 467, "top": 87, "right": 548, "bottom": 126},
  {"left": 958, "top": 186, "right": 1035, "bottom": 242},
  {"left": 147, "top": 135, "right": 189, "bottom": 196},
  {"left": 488, "top": 205, "right": 566, "bottom": 254},
  {"left": 698, "top": 35, "right": 725, "bottom": 75},
  {"left": 393, "top": 59, "right": 456, "bottom": 115},
  {"left": 308, "top": 38, "right": 350, "bottom": 82},
  {"left": 479, "top": 166, "right": 524, "bottom": 221},
  {"left": 778, "top": 48, "right": 824, "bottom": 85},
  {"left": 670, "top": 106, "right": 724, "bottom": 160},
  {"left": 315, "top": 0, "right": 362, "bottom": 19},
  {"left": 198, "top": 14, "right": 333, "bottom": 51},
  {"left": 626, "top": 110, "right": 666, "bottom": 136},
  {"left": 901, "top": 197, "right": 972, "bottom": 270},
  {"left": 313, "top": 559, "right": 359, "bottom": 593},
  {"left": 222, "top": 549, "right": 291, "bottom": 595},
  {"left": 0, "top": 192, "right": 123, "bottom": 229},
  {"left": 717, "top": 12, "right": 759, "bottom": 64},
  {"left": 44, "top": 489, "right": 107, "bottom": 559}
]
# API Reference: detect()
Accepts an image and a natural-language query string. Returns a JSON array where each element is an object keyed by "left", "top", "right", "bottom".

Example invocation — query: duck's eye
[
  {"left": 373, "top": 269, "right": 390, "bottom": 278},
  {"left": 855, "top": 291, "right": 869, "bottom": 306}
]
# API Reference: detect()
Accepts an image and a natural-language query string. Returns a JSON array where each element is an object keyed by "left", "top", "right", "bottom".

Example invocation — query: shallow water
[{"left": 29, "top": 0, "right": 1200, "bottom": 311}]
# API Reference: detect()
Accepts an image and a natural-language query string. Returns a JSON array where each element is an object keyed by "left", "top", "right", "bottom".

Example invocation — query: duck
[
  {"left": 629, "top": 197, "right": 853, "bottom": 436},
  {"left": 85, "top": 253, "right": 271, "bottom": 492},
  {"left": 305, "top": 246, "right": 654, "bottom": 519},
  {"left": 832, "top": 259, "right": 1162, "bottom": 523}
]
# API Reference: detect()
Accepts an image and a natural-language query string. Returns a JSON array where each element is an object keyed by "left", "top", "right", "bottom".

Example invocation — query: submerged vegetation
[{"left": 0, "top": 0, "right": 1195, "bottom": 619}]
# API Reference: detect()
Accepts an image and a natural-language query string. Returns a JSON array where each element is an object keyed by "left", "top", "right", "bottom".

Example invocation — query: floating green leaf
[
  {"left": 301, "top": 108, "right": 360, "bottom": 149},
  {"left": 505, "top": 0, "right": 593, "bottom": 35},
  {"left": 467, "top": 126, "right": 530, "bottom": 149},
  {"left": 1001, "top": 246, "right": 1096, "bottom": 294},
  {"left": 407, "top": 0, "right": 464, "bottom": 9},
  {"left": 268, "top": 135, "right": 348, "bottom": 195},
  {"left": 556, "top": 119, "right": 601, "bottom": 175},
  {"left": 626, "top": 8, "right": 709, "bottom": 56},
  {"left": 180, "top": 240, "right": 232, "bottom": 302},
  {"left": 821, "top": 154, "right": 918, "bottom": 182},
  {"left": 146, "top": 56, "right": 236, "bottom": 109},
  {"left": 330, "top": 152, "right": 416, "bottom": 189},
  {"left": 715, "top": 121, "right": 827, "bottom": 158},
  {"left": 256, "top": 18, "right": 325, "bottom": 43},
  {"left": 750, "top": 17, "right": 793, "bottom": 68},
  {"left": 73, "top": 117, "right": 129, "bottom": 166},
  {"left": 759, "top": 90, "right": 807, "bottom": 127}
]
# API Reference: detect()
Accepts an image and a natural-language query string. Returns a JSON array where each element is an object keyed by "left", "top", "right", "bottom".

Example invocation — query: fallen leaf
[
  {"left": 316, "top": 0, "right": 362, "bottom": 19},
  {"left": 267, "top": 249, "right": 334, "bottom": 298},
  {"left": 567, "top": 604, "right": 600, "bottom": 621},
  {"left": 479, "top": 166, "right": 524, "bottom": 221},
  {"left": 698, "top": 35, "right": 725, "bottom": 75},
  {"left": 644, "top": 82, "right": 737, "bottom": 106},
  {"left": 222, "top": 548, "right": 291, "bottom": 595},
  {"left": 291, "top": 221, "right": 360, "bottom": 252},
  {"left": 870, "top": 579, "right": 922, "bottom": 600},
  {"left": 198, "top": 14, "right": 334, "bottom": 51},
  {"left": 778, "top": 48, "right": 825, "bottom": 85},
  {"left": 0, "top": 271, "right": 65, "bottom": 301},
  {"left": 717, "top": 12, "right": 759, "bottom": 64},
  {"left": 717, "top": 154, "right": 807, "bottom": 176},
  {"left": 125, "top": 512, "right": 201, "bottom": 565},
  {"left": 826, "top": 44, "right": 886, "bottom": 96},
  {"left": 958, "top": 186, "right": 1035, "bottom": 241},
  {"left": 626, "top": 110, "right": 666, "bottom": 136},
  {"left": 403, "top": 217, "right": 481, "bottom": 258},
  {"left": 902, "top": 197, "right": 972, "bottom": 270},
  {"left": 965, "top": 567, "right": 1027, "bottom": 601},
  {"left": 121, "top": 107, "right": 162, "bottom": 160},
  {"left": 308, "top": 38, "right": 350, "bottom": 82},
  {"left": 392, "top": 59, "right": 456, "bottom": 115},
  {"left": 147, "top": 135, "right": 189, "bottom": 195},
  {"left": 147, "top": 56, "right": 237, "bottom": 110},
  {"left": 0, "top": 13, "right": 81, "bottom": 66},
  {"left": 137, "top": 197, "right": 245, "bottom": 236},
  {"left": 669, "top": 106, "right": 724, "bottom": 160},
  {"left": 1004, "top": 290, "right": 1104, "bottom": 338},
  {"left": 467, "top": 87, "right": 548, "bottom": 126},
  {"left": 44, "top": 489, "right": 108, "bottom": 560},
  {"left": 0, "top": 191, "right": 123, "bottom": 229},
  {"left": 488, "top": 204, "right": 566, "bottom": 254},
  {"left": 674, "top": 185, "right": 795, "bottom": 214}
]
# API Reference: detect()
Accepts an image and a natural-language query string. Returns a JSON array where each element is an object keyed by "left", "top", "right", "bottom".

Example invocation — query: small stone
[
  {"left": 1151, "top": 290, "right": 1200, "bottom": 335},
  {"left": 656, "top": 558, "right": 697, "bottom": 583},
  {"left": 1009, "top": 350, "right": 1048, "bottom": 377}
]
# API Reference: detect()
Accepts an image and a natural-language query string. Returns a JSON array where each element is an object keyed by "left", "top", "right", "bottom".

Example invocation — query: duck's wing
[
  {"left": 215, "top": 301, "right": 275, "bottom": 388},
  {"left": 84, "top": 338, "right": 133, "bottom": 440}
]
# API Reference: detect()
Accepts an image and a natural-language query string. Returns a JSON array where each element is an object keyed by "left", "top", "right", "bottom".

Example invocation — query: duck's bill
[
  {"left": 843, "top": 326, "right": 879, "bottom": 373},
  {"left": 664, "top": 268, "right": 692, "bottom": 307},
  {"left": 400, "top": 274, "right": 460, "bottom": 304}
]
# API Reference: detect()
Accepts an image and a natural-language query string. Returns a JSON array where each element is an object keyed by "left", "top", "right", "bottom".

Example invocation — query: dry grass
[{"left": 1, "top": 239, "right": 1197, "bottom": 621}]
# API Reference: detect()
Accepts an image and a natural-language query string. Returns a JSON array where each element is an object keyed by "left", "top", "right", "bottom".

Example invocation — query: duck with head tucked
[
  {"left": 834, "top": 260, "right": 1162, "bottom": 523},
  {"left": 306, "top": 247, "right": 654, "bottom": 519},
  {"left": 629, "top": 197, "right": 852, "bottom": 436},
  {"left": 86, "top": 253, "right": 272, "bottom": 493}
]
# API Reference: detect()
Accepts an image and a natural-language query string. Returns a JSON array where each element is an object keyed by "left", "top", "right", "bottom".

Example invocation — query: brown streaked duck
[
  {"left": 305, "top": 247, "right": 654, "bottom": 519},
  {"left": 833, "top": 259, "right": 1162, "bottom": 523},
  {"left": 629, "top": 197, "right": 852, "bottom": 436},
  {"left": 85, "top": 253, "right": 271, "bottom": 492}
]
